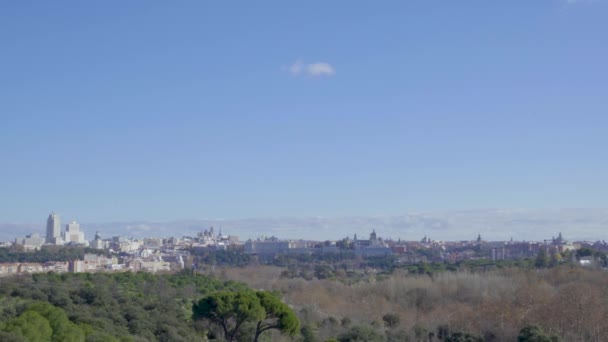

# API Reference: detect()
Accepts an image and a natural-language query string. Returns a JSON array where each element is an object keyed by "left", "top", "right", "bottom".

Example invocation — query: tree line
[
  {"left": 0, "top": 271, "right": 248, "bottom": 341},
  {"left": 0, "top": 245, "right": 106, "bottom": 263}
]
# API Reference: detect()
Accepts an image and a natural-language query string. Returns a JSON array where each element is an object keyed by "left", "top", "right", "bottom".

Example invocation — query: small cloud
[
  {"left": 289, "top": 60, "right": 304, "bottom": 76},
  {"left": 306, "top": 62, "right": 335, "bottom": 77},
  {"left": 564, "top": 0, "right": 596, "bottom": 4},
  {"left": 285, "top": 60, "right": 335, "bottom": 77}
]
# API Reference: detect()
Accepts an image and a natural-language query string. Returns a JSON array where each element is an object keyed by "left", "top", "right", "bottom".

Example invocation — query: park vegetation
[
  {"left": 0, "top": 245, "right": 107, "bottom": 263},
  {"left": 0, "top": 271, "right": 250, "bottom": 341},
  {"left": 1, "top": 246, "right": 607, "bottom": 341},
  {"left": 213, "top": 261, "right": 606, "bottom": 341}
]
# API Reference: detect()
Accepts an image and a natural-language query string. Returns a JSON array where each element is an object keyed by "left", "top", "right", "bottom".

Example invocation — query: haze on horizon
[{"left": 1, "top": 1, "right": 607, "bottom": 224}]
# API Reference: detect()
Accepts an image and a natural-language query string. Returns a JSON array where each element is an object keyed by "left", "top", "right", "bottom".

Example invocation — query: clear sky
[{"left": 1, "top": 1, "right": 607, "bottom": 223}]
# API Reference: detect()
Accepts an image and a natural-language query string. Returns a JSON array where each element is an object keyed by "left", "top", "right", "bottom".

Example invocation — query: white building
[
  {"left": 65, "top": 221, "right": 86, "bottom": 245},
  {"left": 244, "top": 237, "right": 296, "bottom": 255},
  {"left": 46, "top": 212, "right": 62, "bottom": 244},
  {"left": 90, "top": 231, "right": 106, "bottom": 249},
  {"left": 18, "top": 233, "right": 45, "bottom": 251}
]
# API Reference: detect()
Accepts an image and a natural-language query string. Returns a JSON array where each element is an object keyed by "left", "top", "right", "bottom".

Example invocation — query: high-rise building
[
  {"left": 46, "top": 212, "right": 61, "bottom": 244},
  {"left": 65, "top": 221, "right": 86, "bottom": 244}
]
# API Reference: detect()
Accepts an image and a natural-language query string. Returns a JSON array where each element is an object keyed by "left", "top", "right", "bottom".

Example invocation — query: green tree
[
  {"left": 576, "top": 248, "right": 594, "bottom": 259},
  {"left": 549, "top": 251, "right": 561, "bottom": 267},
  {"left": 413, "top": 324, "right": 427, "bottom": 342},
  {"left": 386, "top": 329, "right": 411, "bottom": 342},
  {"left": 341, "top": 317, "right": 351, "bottom": 327},
  {"left": 4, "top": 311, "right": 53, "bottom": 342},
  {"left": 0, "top": 331, "right": 27, "bottom": 342},
  {"left": 444, "top": 331, "right": 483, "bottom": 342},
  {"left": 253, "top": 291, "right": 299, "bottom": 342},
  {"left": 193, "top": 290, "right": 264, "bottom": 342},
  {"left": 437, "top": 325, "right": 449, "bottom": 340},
  {"left": 337, "top": 325, "right": 384, "bottom": 342},
  {"left": 518, "top": 325, "right": 558, "bottom": 342},
  {"left": 301, "top": 324, "right": 317, "bottom": 342},
  {"left": 535, "top": 248, "right": 549, "bottom": 268},
  {"left": 382, "top": 313, "right": 400, "bottom": 328},
  {"left": 28, "top": 302, "right": 85, "bottom": 342}
]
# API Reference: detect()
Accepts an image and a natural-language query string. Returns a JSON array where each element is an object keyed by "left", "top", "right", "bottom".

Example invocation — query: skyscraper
[{"left": 45, "top": 212, "right": 61, "bottom": 244}]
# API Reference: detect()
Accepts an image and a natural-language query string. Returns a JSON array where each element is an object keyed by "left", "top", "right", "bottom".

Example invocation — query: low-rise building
[
  {"left": 244, "top": 237, "right": 296, "bottom": 255},
  {"left": 17, "top": 233, "right": 45, "bottom": 251}
]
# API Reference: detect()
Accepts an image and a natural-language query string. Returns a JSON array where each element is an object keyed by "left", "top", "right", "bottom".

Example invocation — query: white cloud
[
  {"left": 286, "top": 60, "right": 335, "bottom": 77},
  {"left": 289, "top": 60, "right": 304, "bottom": 76},
  {"left": 306, "top": 62, "right": 335, "bottom": 77},
  {"left": 565, "top": 0, "right": 597, "bottom": 4}
]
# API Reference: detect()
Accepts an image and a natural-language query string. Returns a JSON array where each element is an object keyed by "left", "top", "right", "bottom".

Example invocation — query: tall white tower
[{"left": 46, "top": 212, "right": 61, "bottom": 244}]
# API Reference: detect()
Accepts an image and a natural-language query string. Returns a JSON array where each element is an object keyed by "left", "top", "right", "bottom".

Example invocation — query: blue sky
[{"left": 1, "top": 1, "right": 607, "bottom": 222}]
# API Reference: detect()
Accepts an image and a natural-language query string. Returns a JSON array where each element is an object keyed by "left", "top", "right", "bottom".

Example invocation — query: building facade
[
  {"left": 46, "top": 212, "right": 61, "bottom": 244},
  {"left": 65, "top": 221, "right": 86, "bottom": 244}
]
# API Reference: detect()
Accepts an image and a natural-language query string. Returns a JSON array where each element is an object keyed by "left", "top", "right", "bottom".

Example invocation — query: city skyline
[
  {"left": 3, "top": 208, "right": 607, "bottom": 244},
  {"left": 2, "top": 1, "right": 607, "bottom": 223}
]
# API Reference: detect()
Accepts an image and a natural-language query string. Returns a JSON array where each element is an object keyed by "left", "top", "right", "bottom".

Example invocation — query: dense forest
[{"left": 0, "top": 271, "right": 249, "bottom": 341}]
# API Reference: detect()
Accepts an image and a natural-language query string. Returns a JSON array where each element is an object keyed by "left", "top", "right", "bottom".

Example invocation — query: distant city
[{"left": 1, "top": 211, "right": 607, "bottom": 277}]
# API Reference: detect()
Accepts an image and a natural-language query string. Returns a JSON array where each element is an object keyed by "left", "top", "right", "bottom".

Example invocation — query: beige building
[{"left": 65, "top": 221, "right": 86, "bottom": 245}]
